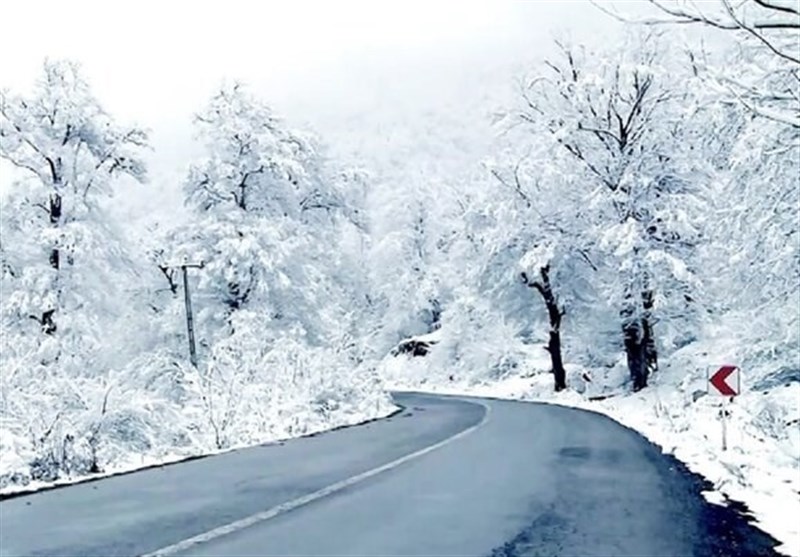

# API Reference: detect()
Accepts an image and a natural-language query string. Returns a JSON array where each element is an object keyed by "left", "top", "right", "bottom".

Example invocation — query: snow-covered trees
[
  {"left": 0, "top": 69, "right": 391, "bottom": 488},
  {"left": 184, "top": 84, "right": 340, "bottom": 218},
  {"left": 637, "top": 0, "right": 799, "bottom": 381},
  {"left": 498, "top": 37, "right": 705, "bottom": 389},
  {"left": 169, "top": 85, "right": 351, "bottom": 342},
  {"left": 158, "top": 84, "right": 388, "bottom": 449},
  {"left": 484, "top": 154, "right": 593, "bottom": 392},
  {"left": 368, "top": 179, "right": 444, "bottom": 349},
  {"left": 0, "top": 59, "right": 150, "bottom": 385},
  {"left": 393, "top": 33, "right": 772, "bottom": 395},
  {"left": 696, "top": 88, "right": 800, "bottom": 381},
  {"left": 387, "top": 27, "right": 794, "bottom": 399},
  {"left": 0, "top": 60, "right": 154, "bottom": 480},
  {"left": 0, "top": 60, "right": 148, "bottom": 335},
  {"left": 608, "top": 1, "right": 800, "bottom": 128}
]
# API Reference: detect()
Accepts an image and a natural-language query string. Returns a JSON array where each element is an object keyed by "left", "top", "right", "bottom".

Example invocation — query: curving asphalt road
[{"left": 0, "top": 392, "right": 780, "bottom": 557}]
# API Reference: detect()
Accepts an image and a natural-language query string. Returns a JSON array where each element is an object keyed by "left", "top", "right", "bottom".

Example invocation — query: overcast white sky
[{"left": 0, "top": 0, "right": 643, "bottom": 223}]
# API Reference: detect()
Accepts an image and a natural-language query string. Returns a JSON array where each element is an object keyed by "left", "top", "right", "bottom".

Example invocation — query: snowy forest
[{"left": 0, "top": 0, "right": 797, "bottom": 533}]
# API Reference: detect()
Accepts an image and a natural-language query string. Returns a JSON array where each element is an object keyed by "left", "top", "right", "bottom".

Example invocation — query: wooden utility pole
[{"left": 169, "top": 262, "right": 204, "bottom": 368}]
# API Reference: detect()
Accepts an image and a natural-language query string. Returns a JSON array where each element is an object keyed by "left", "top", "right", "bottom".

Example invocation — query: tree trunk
[
  {"left": 641, "top": 288, "right": 658, "bottom": 376},
  {"left": 547, "top": 322, "right": 567, "bottom": 392},
  {"left": 523, "top": 266, "right": 567, "bottom": 392},
  {"left": 48, "top": 193, "right": 61, "bottom": 270},
  {"left": 621, "top": 277, "right": 659, "bottom": 392},
  {"left": 621, "top": 292, "right": 649, "bottom": 391},
  {"left": 622, "top": 318, "right": 648, "bottom": 391},
  {"left": 238, "top": 182, "right": 246, "bottom": 210},
  {"left": 42, "top": 192, "right": 62, "bottom": 335}
]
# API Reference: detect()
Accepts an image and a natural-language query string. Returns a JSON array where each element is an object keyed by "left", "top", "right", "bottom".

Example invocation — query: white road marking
[{"left": 140, "top": 398, "right": 491, "bottom": 557}]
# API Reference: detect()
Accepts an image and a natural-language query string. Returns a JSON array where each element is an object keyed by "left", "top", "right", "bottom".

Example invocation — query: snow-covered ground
[
  {"left": 0, "top": 388, "right": 397, "bottom": 496},
  {"left": 383, "top": 342, "right": 800, "bottom": 557}
]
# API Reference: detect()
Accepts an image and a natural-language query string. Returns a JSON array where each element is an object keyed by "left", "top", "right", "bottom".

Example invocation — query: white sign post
[{"left": 721, "top": 401, "right": 728, "bottom": 451}]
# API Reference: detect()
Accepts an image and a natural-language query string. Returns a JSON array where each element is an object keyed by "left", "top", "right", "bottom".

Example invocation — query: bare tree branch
[{"left": 753, "top": 0, "right": 800, "bottom": 15}]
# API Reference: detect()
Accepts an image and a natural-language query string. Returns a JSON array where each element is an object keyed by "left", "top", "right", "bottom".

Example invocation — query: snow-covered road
[{"left": 0, "top": 393, "right": 780, "bottom": 557}]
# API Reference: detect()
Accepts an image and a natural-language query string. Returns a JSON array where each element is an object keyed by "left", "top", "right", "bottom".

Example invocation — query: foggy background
[
  {"left": 0, "top": 0, "right": 679, "bottom": 241},
  {"left": 0, "top": 1, "right": 638, "bottom": 219}
]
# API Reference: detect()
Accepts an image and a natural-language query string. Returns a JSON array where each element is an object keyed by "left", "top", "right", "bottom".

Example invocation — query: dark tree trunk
[
  {"left": 622, "top": 318, "right": 648, "bottom": 391},
  {"left": 641, "top": 289, "right": 658, "bottom": 376},
  {"left": 238, "top": 182, "right": 246, "bottom": 210},
  {"left": 48, "top": 193, "right": 62, "bottom": 271},
  {"left": 522, "top": 266, "right": 567, "bottom": 392},
  {"left": 546, "top": 320, "right": 567, "bottom": 392},
  {"left": 49, "top": 248, "right": 60, "bottom": 270},
  {"left": 42, "top": 192, "right": 62, "bottom": 335},
  {"left": 621, "top": 291, "right": 650, "bottom": 391}
]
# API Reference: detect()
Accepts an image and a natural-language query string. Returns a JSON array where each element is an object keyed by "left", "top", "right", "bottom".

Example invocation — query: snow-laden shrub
[
  {"left": 181, "top": 315, "right": 390, "bottom": 450},
  {"left": 382, "top": 290, "right": 552, "bottom": 389}
]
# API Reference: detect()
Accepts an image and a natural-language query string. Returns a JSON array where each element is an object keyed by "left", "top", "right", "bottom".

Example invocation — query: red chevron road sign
[{"left": 709, "top": 365, "right": 740, "bottom": 397}]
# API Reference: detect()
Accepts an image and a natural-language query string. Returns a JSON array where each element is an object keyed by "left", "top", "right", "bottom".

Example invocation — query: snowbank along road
[{"left": 0, "top": 392, "right": 780, "bottom": 556}]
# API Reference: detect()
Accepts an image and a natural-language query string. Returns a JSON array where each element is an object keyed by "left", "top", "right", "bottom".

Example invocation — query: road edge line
[{"left": 140, "top": 397, "right": 491, "bottom": 557}]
